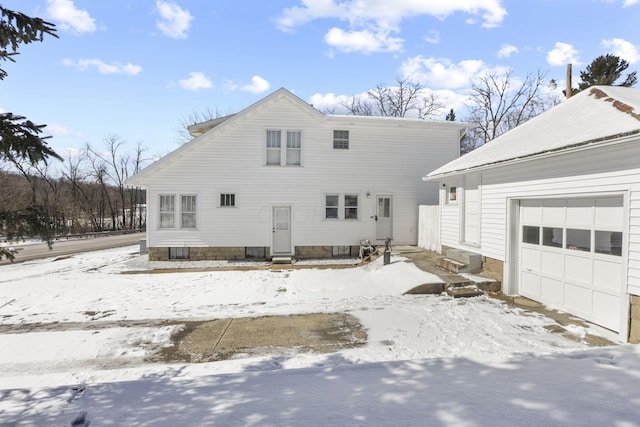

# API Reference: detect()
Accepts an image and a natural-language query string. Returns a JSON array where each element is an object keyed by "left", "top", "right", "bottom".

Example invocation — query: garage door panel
[
  {"left": 564, "top": 283, "right": 592, "bottom": 315},
  {"left": 595, "top": 197, "right": 624, "bottom": 227},
  {"left": 521, "top": 201, "right": 542, "bottom": 223},
  {"left": 566, "top": 199, "right": 594, "bottom": 225},
  {"left": 542, "top": 199, "right": 565, "bottom": 223},
  {"left": 593, "top": 258, "right": 622, "bottom": 292},
  {"left": 593, "top": 292, "right": 620, "bottom": 330},
  {"left": 540, "top": 250, "right": 564, "bottom": 277},
  {"left": 521, "top": 271, "right": 540, "bottom": 297},
  {"left": 564, "top": 254, "right": 592, "bottom": 284},
  {"left": 541, "top": 276, "right": 564, "bottom": 305},
  {"left": 521, "top": 247, "right": 540, "bottom": 270}
]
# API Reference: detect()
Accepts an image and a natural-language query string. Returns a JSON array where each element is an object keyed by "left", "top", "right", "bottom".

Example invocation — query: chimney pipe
[{"left": 566, "top": 64, "right": 572, "bottom": 99}]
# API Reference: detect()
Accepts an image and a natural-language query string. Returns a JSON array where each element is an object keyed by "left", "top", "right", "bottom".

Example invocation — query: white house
[
  {"left": 424, "top": 86, "right": 640, "bottom": 343},
  {"left": 127, "top": 88, "right": 469, "bottom": 262}
]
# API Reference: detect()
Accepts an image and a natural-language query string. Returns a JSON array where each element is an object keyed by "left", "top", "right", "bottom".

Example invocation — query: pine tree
[
  {"left": 0, "top": 6, "right": 60, "bottom": 261},
  {"left": 571, "top": 54, "right": 637, "bottom": 95}
]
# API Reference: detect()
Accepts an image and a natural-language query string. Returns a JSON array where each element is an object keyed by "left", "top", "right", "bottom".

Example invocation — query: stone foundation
[
  {"left": 629, "top": 295, "right": 640, "bottom": 344},
  {"left": 482, "top": 256, "right": 504, "bottom": 277},
  {"left": 148, "top": 245, "right": 359, "bottom": 261}
]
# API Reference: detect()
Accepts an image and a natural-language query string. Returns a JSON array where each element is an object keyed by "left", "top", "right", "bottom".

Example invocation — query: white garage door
[{"left": 519, "top": 197, "right": 624, "bottom": 331}]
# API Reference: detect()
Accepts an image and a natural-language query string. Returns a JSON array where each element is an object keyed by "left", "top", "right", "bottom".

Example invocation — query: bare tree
[
  {"left": 176, "top": 107, "right": 235, "bottom": 145},
  {"left": 337, "top": 77, "right": 445, "bottom": 119},
  {"left": 464, "top": 69, "right": 560, "bottom": 153}
]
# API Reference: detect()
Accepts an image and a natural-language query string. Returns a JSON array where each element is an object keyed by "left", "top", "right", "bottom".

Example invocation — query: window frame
[
  {"left": 333, "top": 130, "right": 350, "bottom": 150},
  {"left": 325, "top": 194, "right": 339, "bottom": 220},
  {"left": 266, "top": 129, "right": 282, "bottom": 166},
  {"left": 180, "top": 194, "right": 197, "bottom": 229},
  {"left": 158, "top": 194, "right": 176, "bottom": 229},
  {"left": 219, "top": 193, "right": 236, "bottom": 208},
  {"left": 286, "top": 130, "right": 302, "bottom": 166},
  {"left": 344, "top": 194, "right": 359, "bottom": 220}
]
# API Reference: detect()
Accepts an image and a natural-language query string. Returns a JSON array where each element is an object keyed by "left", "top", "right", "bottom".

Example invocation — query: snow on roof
[{"left": 425, "top": 85, "right": 640, "bottom": 179}]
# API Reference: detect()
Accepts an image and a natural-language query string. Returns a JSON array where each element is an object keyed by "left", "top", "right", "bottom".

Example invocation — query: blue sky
[{"left": 2, "top": 0, "right": 638, "bottom": 159}]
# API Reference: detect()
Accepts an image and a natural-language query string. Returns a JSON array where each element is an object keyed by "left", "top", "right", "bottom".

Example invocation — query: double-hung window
[
  {"left": 267, "top": 130, "right": 302, "bottom": 165},
  {"left": 344, "top": 194, "right": 358, "bottom": 219},
  {"left": 181, "top": 195, "right": 197, "bottom": 228},
  {"left": 159, "top": 195, "right": 175, "bottom": 229},
  {"left": 325, "top": 194, "right": 339, "bottom": 219},
  {"left": 266, "top": 130, "right": 281, "bottom": 165},
  {"left": 325, "top": 194, "right": 359, "bottom": 220},
  {"left": 286, "top": 131, "right": 301, "bottom": 165},
  {"left": 333, "top": 130, "right": 349, "bottom": 149}
]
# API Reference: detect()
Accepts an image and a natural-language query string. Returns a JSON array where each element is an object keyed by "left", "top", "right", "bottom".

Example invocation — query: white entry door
[
  {"left": 375, "top": 195, "right": 393, "bottom": 240},
  {"left": 519, "top": 197, "right": 624, "bottom": 331},
  {"left": 272, "top": 206, "right": 292, "bottom": 255}
]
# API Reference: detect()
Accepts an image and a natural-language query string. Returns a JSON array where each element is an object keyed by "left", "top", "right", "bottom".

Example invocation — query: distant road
[{"left": 0, "top": 232, "right": 145, "bottom": 265}]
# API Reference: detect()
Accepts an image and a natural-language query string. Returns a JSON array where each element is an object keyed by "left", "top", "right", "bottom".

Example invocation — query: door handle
[{"left": 374, "top": 215, "right": 378, "bottom": 221}]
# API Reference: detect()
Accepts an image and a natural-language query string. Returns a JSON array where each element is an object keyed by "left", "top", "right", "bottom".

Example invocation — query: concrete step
[
  {"left": 445, "top": 282, "right": 484, "bottom": 298},
  {"left": 271, "top": 256, "right": 292, "bottom": 265},
  {"left": 439, "top": 249, "right": 482, "bottom": 274},
  {"left": 436, "top": 257, "right": 467, "bottom": 274}
]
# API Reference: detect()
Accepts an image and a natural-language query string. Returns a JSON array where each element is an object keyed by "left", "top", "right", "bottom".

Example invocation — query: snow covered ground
[{"left": 1, "top": 246, "right": 639, "bottom": 426}]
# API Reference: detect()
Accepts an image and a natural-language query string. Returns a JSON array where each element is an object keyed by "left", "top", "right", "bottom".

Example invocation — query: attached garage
[
  {"left": 519, "top": 197, "right": 624, "bottom": 331},
  {"left": 424, "top": 86, "right": 640, "bottom": 342}
]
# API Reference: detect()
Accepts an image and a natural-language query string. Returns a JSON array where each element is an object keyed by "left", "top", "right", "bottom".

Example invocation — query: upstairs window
[
  {"left": 333, "top": 130, "right": 349, "bottom": 149},
  {"left": 159, "top": 195, "right": 175, "bottom": 229},
  {"left": 286, "top": 131, "right": 301, "bottom": 165},
  {"left": 266, "top": 130, "right": 281, "bottom": 165}
]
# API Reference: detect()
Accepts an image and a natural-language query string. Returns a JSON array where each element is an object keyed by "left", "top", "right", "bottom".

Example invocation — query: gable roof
[
  {"left": 127, "top": 88, "right": 325, "bottom": 185},
  {"left": 424, "top": 85, "right": 640, "bottom": 180}
]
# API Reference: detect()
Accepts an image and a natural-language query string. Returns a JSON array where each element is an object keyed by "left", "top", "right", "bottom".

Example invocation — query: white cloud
[
  {"left": 63, "top": 58, "right": 142, "bottom": 75},
  {"left": 601, "top": 38, "right": 639, "bottom": 63},
  {"left": 276, "top": 0, "right": 506, "bottom": 53},
  {"left": 546, "top": 42, "right": 580, "bottom": 66},
  {"left": 240, "top": 76, "right": 271, "bottom": 94},
  {"left": 44, "top": 123, "right": 72, "bottom": 137},
  {"left": 156, "top": 1, "right": 194, "bottom": 39},
  {"left": 400, "top": 56, "right": 488, "bottom": 89},
  {"left": 46, "top": 0, "right": 96, "bottom": 34},
  {"left": 424, "top": 31, "right": 440, "bottom": 45},
  {"left": 623, "top": 0, "right": 639, "bottom": 5},
  {"left": 178, "top": 72, "right": 213, "bottom": 91},
  {"left": 498, "top": 44, "right": 518, "bottom": 58},
  {"left": 324, "top": 27, "right": 403, "bottom": 54}
]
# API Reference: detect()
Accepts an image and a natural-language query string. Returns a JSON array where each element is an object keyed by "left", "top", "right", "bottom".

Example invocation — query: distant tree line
[{"left": 2, "top": 135, "right": 147, "bottom": 238}]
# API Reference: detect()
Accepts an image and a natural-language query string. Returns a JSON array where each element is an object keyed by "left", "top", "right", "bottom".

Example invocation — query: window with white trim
[
  {"left": 325, "top": 194, "right": 339, "bottom": 219},
  {"left": 333, "top": 130, "right": 349, "bottom": 149},
  {"left": 325, "top": 193, "right": 359, "bottom": 220},
  {"left": 181, "top": 195, "right": 197, "bottom": 228},
  {"left": 286, "top": 131, "right": 301, "bottom": 165},
  {"left": 220, "top": 193, "right": 235, "bottom": 207},
  {"left": 266, "top": 130, "right": 281, "bottom": 165},
  {"left": 159, "top": 195, "right": 175, "bottom": 229},
  {"left": 344, "top": 194, "right": 358, "bottom": 219}
]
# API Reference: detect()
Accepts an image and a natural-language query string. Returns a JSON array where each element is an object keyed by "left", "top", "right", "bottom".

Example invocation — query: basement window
[{"left": 169, "top": 247, "right": 190, "bottom": 260}]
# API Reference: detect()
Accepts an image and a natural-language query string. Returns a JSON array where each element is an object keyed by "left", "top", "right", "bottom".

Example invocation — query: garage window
[
  {"left": 595, "top": 231, "right": 622, "bottom": 256},
  {"left": 566, "top": 228, "right": 590, "bottom": 252},
  {"left": 522, "top": 226, "right": 540, "bottom": 244},
  {"left": 542, "top": 227, "right": 563, "bottom": 247}
]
